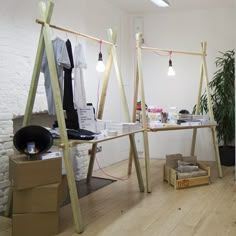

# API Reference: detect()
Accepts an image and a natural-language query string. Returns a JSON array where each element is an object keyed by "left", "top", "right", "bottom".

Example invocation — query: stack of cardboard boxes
[{"left": 10, "top": 155, "right": 67, "bottom": 236}]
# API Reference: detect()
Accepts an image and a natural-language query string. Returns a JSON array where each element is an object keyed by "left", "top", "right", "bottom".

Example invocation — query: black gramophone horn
[{"left": 13, "top": 125, "right": 53, "bottom": 156}]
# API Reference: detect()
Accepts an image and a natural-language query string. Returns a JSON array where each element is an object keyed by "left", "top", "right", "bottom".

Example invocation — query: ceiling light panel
[{"left": 150, "top": 0, "right": 170, "bottom": 7}]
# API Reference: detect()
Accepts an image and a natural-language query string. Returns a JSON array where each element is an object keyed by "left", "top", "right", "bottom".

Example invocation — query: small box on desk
[
  {"left": 163, "top": 154, "right": 210, "bottom": 189},
  {"left": 12, "top": 212, "right": 59, "bottom": 236},
  {"left": 9, "top": 154, "right": 62, "bottom": 190},
  {"left": 12, "top": 176, "right": 67, "bottom": 213}
]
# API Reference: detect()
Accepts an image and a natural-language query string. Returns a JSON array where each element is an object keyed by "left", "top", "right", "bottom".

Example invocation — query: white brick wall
[
  {"left": 0, "top": 16, "right": 47, "bottom": 213},
  {"left": 71, "top": 144, "right": 90, "bottom": 181},
  {"left": 0, "top": 4, "right": 48, "bottom": 214},
  {"left": 0, "top": 114, "right": 13, "bottom": 212},
  {"left": 59, "top": 145, "right": 90, "bottom": 179},
  {"left": 0, "top": 1, "right": 48, "bottom": 116}
]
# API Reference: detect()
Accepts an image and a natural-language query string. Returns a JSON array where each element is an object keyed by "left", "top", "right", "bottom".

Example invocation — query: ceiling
[{"left": 105, "top": 0, "right": 235, "bottom": 14}]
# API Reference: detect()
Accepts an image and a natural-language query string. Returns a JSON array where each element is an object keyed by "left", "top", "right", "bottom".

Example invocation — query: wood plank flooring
[{"left": 0, "top": 160, "right": 235, "bottom": 236}]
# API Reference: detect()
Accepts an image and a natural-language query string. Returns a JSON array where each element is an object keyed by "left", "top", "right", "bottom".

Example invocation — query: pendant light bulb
[
  {"left": 96, "top": 52, "right": 105, "bottom": 72},
  {"left": 168, "top": 52, "right": 175, "bottom": 76},
  {"left": 168, "top": 59, "right": 176, "bottom": 76},
  {"left": 96, "top": 61, "right": 105, "bottom": 72},
  {"left": 96, "top": 41, "right": 106, "bottom": 73}
]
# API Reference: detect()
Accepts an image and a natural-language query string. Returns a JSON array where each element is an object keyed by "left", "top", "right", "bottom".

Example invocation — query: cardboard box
[
  {"left": 166, "top": 153, "right": 197, "bottom": 167},
  {"left": 0, "top": 216, "right": 11, "bottom": 232},
  {"left": 12, "top": 212, "right": 59, "bottom": 236},
  {"left": 163, "top": 162, "right": 210, "bottom": 189},
  {"left": 59, "top": 175, "right": 68, "bottom": 206},
  {"left": 10, "top": 155, "right": 61, "bottom": 190},
  {"left": 41, "top": 152, "right": 76, "bottom": 175},
  {"left": 13, "top": 176, "right": 68, "bottom": 213}
]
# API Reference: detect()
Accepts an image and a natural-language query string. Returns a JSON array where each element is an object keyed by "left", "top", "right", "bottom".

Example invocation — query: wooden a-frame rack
[
  {"left": 22, "top": 0, "right": 145, "bottom": 234},
  {"left": 128, "top": 32, "right": 223, "bottom": 193}
]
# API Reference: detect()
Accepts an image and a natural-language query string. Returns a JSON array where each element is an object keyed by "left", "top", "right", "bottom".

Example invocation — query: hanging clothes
[
  {"left": 63, "top": 39, "right": 74, "bottom": 111},
  {"left": 73, "top": 43, "right": 87, "bottom": 109},
  {"left": 41, "top": 37, "right": 71, "bottom": 115},
  {"left": 63, "top": 39, "right": 79, "bottom": 130}
]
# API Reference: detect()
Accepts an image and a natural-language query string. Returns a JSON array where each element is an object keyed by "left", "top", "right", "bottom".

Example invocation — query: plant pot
[{"left": 219, "top": 146, "right": 235, "bottom": 166}]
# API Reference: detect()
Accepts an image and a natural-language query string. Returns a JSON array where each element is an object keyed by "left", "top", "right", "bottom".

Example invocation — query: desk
[
  {"left": 147, "top": 123, "right": 222, "bottom": 180},
  {"left": 69, "top": 129, "right": 145, "bottom": 145},
  {"left": 148, "top": 123, "right": 217, "bottom": 132},
  {"left": 55, "top": 129, "right": 145, "bottom": 192}
]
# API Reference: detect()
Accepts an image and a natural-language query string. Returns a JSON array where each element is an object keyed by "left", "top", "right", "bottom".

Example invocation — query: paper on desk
[{"left": 77, "top": 106, "right": 96, "bottom": 132}]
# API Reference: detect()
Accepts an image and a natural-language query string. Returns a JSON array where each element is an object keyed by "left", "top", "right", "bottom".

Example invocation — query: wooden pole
[
  {"left": 43, "top": 23, "right": 84, "bottom": 232},
  {"left": 97, "top": 31, "right": 117, "bottom": 119},
  {"left": 129, "top": 132, "right": 145, "bottom": 192},
  {"left": 137, "top": 33, "right": 152, "bottom": 193},
  {"left": 201, "top": 42, "right": 222, "bottom": 177},
  {"left": 23, "top": 1, "right": 54, "bottom": 126},
  {"left": 107, "top": 29, "right": 144, "bottom": 192},
  {"left": 191, "top": 43, "right": 206, "bottom": 156},
  {"left": 211, "top": 127, "right": 222, "bottom": 177},
  {"left": 86, "top": 30, "right": 116, "bottom": 183},
  {"left": 36, "top": 19, "right": 113, "bottom": 46},
  {"left": 6, "top": 0, "right": 55, "bottom": 220},
  {"left": 86, "top": 143, "right": 97, "bottom": 182},
  {"left": 202, "top": 42, "right": 214, "bottom": 121},
  {"left": 195, "top": 43, "right": 206, "bottom": 113},
  {"left": 128, "top": 65, "right": 139, "bottom": 175},
  {"left": 141, "top": 46, "right": 206, "bottom": 56},
  {"left": 107, "top": 29, "right": 130, "bottom": 121},
  {"left": 39, "top": 1, "right": 84, "bottom": 232}
]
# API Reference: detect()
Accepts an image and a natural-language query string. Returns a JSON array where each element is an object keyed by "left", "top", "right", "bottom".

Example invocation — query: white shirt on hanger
[
  {"left": 73, "top": 43, "right": 87, "bottom": 109},
  {"left": 41, "top": 37, "right": 71, "bottom": 115}
]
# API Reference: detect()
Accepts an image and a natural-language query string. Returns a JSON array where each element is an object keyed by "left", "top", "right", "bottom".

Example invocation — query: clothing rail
[
  {"left": 141, "top": 46, "right": 206, "bottom": 56},
  {"left": 36, "top": 19, "right": 114, "bottom": 46},
  {"left": 131, "top": 32, "right": 223, "bottom": 195}
]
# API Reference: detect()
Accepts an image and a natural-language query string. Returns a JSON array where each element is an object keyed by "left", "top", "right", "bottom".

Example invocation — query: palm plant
[
  {"left": 193, "top": 50, "right": 235, "bottom": 166},
  {"left": 193, "top": 50, "right": 235, "bottom": 165}
]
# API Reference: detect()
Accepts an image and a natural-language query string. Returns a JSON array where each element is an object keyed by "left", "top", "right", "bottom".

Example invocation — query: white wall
[
  {"left": 81, "top": 1, "right": 134, "bottom": 167},
  {"left": 129, "top": 8, "right": 235, "bottom": 161}
]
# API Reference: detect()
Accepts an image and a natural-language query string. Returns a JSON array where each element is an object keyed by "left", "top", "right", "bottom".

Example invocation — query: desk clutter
[
  {"left": 163, "top": 153, "right": 210, "bottom": 189},
  {"left": 96, "top": 120, "right": 142, "bottom": 136},
  {"left": 135, "top": 103, "right": 214, "bottom": 128},
  {"left": 147, "top": 111, "right": 212, "bottom": 128},
  {"left": 50, "top": 120, "right": 141, "bottom": 140},
  {"left": 10, "top": 155, "right": 68, "bottom": 236}
]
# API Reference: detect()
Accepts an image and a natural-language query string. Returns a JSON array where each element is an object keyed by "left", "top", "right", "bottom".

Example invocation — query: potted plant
[{"left": 194, "top": 49, "right": 235, "bottom": 166}]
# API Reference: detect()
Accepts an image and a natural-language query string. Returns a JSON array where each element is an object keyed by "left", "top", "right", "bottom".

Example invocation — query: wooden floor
[{"left": 1, "top": 160, "right": 236, "bottom": 236}]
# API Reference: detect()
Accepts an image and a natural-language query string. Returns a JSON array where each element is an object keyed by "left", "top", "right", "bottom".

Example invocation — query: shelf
[{"left": 148, "top": 123, "right": 217, "bottom": 132}]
